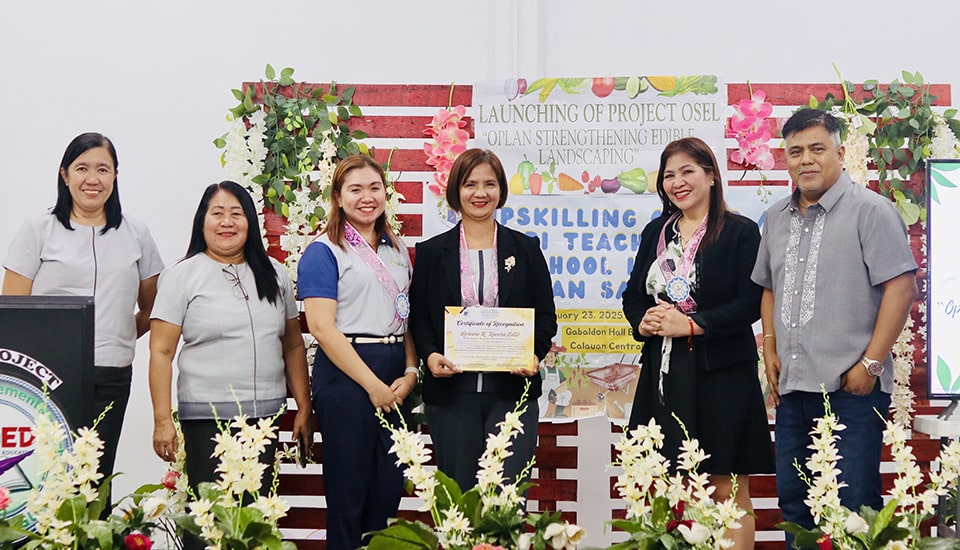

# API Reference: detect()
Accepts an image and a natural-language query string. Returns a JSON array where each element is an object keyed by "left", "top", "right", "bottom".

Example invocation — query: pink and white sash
[
  {"left": 656, "top": 211, "right": 708, "bottom": 313},
  {"left": 343, "top": 222, "right": 411, "bottom": 333}
]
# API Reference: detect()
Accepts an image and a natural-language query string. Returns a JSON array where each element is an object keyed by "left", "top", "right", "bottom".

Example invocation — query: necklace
[{"left": 673, "top": 214, "right": 704, "bottom": 249}]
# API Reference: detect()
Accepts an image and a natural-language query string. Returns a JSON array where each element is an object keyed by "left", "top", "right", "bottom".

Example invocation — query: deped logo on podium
[{"left": 0, "top": 351, "right": 72, "bottom": 530}]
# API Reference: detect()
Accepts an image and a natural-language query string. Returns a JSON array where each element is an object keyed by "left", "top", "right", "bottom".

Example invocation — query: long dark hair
[
  {"left": 185, "top": 181, "right": 280, "bottom": 305},
  {"left": 322, "top": 154, "right": 404, "bottom": 250},
  {"left": 654, "top": 137, "right": 728, "bottom": 248},
  {"left": 53, "top": 132, "right": 122, "bottom": 234}
]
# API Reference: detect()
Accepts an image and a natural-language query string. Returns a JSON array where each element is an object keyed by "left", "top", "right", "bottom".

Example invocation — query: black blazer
[
  {"left": 409, "top": 222, "right": 558, "bottom": 404},
  {"left": 622, "top": 212, "right": 762, "bottom": 371}
]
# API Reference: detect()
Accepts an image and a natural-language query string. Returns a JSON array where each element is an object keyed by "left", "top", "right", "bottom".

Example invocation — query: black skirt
[{"left": 628, "top": 338, "right": 774, "bottom": 475}]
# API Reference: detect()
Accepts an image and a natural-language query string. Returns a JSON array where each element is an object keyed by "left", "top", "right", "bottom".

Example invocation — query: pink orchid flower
[
  {"left": 729, "top": 88, "right": 774, "bottom": 172},
  {"left": 424, "top": 105, "right": 467, "bottom": 136},
  {"left": 745, "top": 90, "right": 773, "bottom": 118},
  {"left": 746, "top": 144, "right": 776, "bottom": 171},
  {"left": 729, "top": 111, "right": 759, "bottom": 134},
  {"left": 424, "top": 104, "right": 470, "bottom": 198},
  {"left": 438, "top": 127, "right": 470, "bottom": 147}
]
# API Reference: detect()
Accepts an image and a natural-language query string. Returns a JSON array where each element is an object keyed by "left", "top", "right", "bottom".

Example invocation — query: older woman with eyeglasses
[{"left": 148, "top": 181, "right": 313, "bottom": 513}]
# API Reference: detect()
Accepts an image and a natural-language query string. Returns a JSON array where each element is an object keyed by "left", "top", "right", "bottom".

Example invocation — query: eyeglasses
[{"left": 221, "top": 265, "right": 249, "bottom": 301}]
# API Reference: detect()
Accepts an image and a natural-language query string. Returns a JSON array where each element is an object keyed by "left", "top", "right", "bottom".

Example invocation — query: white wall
[{"left": 2, "top": 0, "right": 958, "bottom": 546}]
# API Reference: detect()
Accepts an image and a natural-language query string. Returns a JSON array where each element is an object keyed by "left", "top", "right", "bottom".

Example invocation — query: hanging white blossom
[
  {"left": 931, "top": 114, "right": 960, "bottom": 159},
  {"left": 842, "top": 126, "right": 871, "bottom": 186}
]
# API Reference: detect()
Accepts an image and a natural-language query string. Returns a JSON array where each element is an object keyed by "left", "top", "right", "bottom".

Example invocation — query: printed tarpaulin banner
[{"left": 423, "top": 75, "right": 727, "bottom": 423}]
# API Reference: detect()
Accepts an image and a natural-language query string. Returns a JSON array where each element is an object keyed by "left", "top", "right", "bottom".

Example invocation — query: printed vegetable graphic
[
  {"left": 618, "top": 168, "right": 648, "bottom": 194},
  {"left": 508, "top": 173, "right": 524, "bottom": 195},
  {"left": 523, "top": 77, "right": 590, "bottom": 102},
  {"left": 591, "top": 77, "right": 616, "bottom": 98},
  {"left": 625, "top": 76, "right": 645, "bottom": 99},
  {"left": 647, "top": 170, "right": 659, "bottom": 193},
  {"left": 521, "top": 75, "right": 716, "bottom": 102},
  {"left": 504, "top": 79, "right": 520, "bottom": 101},
  {"left": 660, "top": 75, "right": 718, "bottom": 97},
  {"left": 646, "top": 76, "right": 678, "bottom": 93},
  {"left": 529, "top": 173, "right": 543, "bottom": 195},
  {"left": 557, "top": 173, "right": 584, "bottom": 191},
  {"left": 518, "top": 155, "right": 535, "bottom": 189},
  {"left": 543, "top": 158, "right": 558, "bottom": 193},
  {"left": 586, "top": 175, "right": 601, "bottom": 194},
  {"left": 601, "top": 178, "right": 621, "bottom": 193},
  {"left": 504, "top": 78, "right": 528, "bottom": 101}
]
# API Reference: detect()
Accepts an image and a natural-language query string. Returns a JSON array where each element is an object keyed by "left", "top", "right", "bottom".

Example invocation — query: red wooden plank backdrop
[{"left": 253, "top": 81, "right": 946, "bottom": 548}]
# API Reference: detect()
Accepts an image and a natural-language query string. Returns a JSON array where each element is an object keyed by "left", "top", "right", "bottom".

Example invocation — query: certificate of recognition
[{"left": 443, "top": 306, "right": 535, "bottom": 371}]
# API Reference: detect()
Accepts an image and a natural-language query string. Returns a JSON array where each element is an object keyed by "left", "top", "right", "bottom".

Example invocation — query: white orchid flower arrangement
[
  {"left": 778, "top": 390, "right": 960, "bottom": 550},
  {"left": 609, "top": 416, "right": 745, "bottom": 550},
  {"left": 366, "top": 381, "right": 586, "bottom": 550}
]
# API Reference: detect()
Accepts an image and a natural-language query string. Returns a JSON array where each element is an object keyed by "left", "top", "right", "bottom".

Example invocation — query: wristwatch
[{"left": 860, "top": 355, "right": 883, "bottom": 377}]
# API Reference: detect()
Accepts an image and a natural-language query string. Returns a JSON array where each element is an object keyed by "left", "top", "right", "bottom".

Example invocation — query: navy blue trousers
[
  {"left": 776, "top": 386, "right": 890, "bottom": 545},
  {"left": 312, "top": 342, "right": 406, "bottom": 550}
]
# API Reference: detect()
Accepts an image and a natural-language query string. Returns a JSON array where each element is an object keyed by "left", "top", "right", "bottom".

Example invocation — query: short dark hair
[
  {"left": 655, "top": 137, "right": 728, "bottom": 248},
  {"left": 53, "top": 132, "right": 122, "bottom": 234},
  {"left": 782, "top": 109, "right": 842, "bottom": 145},
  {"left": 185, "top": 181, "right": 281, "bottom": 305},
  {"left": 445, "top": 149, "right": 508, "bottom": 212}
]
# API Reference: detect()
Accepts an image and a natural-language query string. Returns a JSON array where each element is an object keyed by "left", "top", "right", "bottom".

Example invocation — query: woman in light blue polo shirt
[{"left": 297, "top": 154, "right": 418, "bottom": 550}]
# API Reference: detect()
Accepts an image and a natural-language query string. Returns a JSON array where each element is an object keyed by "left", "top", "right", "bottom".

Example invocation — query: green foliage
[
  {"left": 168, "top": 480, "right": 289, "bottom": 550},
  {"left": 929, "top": 162, "right": 960, "bottom": 206},
  {"left": 216, "top": 64, "right": 368, "bottom": 219},
  {"left": 0, "top": 477, "right": 182, "bottom": 550},
  {"left": 777, "top": 500, "right": 925, "bottom": 550},
  {"left": 606, "top": 496, "right": 695, "bottom": 550},
  {"left": 364, "top": 518, "right": 438, "bottom": 550},
  {"left": 808, "top": 70, "right": 960, "bottom": 225}
]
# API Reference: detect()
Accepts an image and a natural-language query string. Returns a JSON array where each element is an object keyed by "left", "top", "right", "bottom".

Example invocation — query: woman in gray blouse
[
  {"left": 2, "top": 132, "right": 164, "bottom": 512},
  {"left": 148, "top": 181, "right": 312, "bottom": 518}
]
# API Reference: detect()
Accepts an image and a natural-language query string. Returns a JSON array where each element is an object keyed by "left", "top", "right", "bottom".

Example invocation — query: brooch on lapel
[{"left": 504, "top": 256, "right": 516, "bottom": 272}]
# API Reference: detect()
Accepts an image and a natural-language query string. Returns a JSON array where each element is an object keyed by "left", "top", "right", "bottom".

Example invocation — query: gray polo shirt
[
  {"left": 751, "top": 171, "right": 917, "bottom": 395},
  {"left": 151, "top": 254, "right": 298, "bottom": 420},
  {"left": 3, "top": 214, "right": 164, "bottom": 367}
]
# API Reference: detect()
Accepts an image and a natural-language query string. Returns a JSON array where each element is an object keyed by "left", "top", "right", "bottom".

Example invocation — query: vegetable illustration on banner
[{"left": 472, "top": 75, "right": 723, "bottom": 201}]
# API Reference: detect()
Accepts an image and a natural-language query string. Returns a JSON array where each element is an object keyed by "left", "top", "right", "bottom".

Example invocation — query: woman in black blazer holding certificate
[
  {"left": 409, "top": 148, "right": 557, "bottom": 491},
  {"left": 622, "top": 137, "right": 773, "bottom": 550}
]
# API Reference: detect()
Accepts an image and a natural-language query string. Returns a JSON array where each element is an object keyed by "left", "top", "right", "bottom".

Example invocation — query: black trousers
[
  {"left": 180, "top": 417, "right": 279, "bottom": 550},
  {"left": 425, "top": 391, "right": 539, "bottom": 492},
  {"left": 90, "top": 365, "right": 132, "bottom": 516}
]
